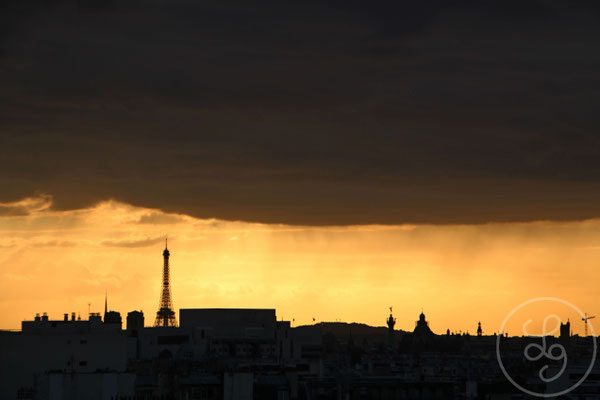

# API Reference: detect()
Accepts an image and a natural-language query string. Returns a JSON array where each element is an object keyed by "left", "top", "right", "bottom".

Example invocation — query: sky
[
  {"left": 0, "top": 195, "right": 599, "bottom": 335},
  {"left": 1, "top": 1, "right": 600, "bottom": 333}
]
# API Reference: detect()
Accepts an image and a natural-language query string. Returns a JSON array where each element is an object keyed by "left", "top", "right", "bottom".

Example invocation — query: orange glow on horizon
[{"left": 0, "top": 195, "right": 599, "bottom": 336}]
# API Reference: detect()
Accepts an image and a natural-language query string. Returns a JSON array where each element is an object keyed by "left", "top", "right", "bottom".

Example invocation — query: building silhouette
[
  {"left": 560, "top": 320, "right": 571, "bottom": 339},
  {"left": 413, "top": 310, "right": 433, "bottom": 336}
]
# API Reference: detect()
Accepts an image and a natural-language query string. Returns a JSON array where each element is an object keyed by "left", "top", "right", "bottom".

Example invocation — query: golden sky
[{"left": 0, "top": 195, "right": 598, "bottom": 336}]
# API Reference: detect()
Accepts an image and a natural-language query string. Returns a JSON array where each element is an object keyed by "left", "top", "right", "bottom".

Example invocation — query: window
[{"left": 79, "top": 361, "right": 87, "bottom": 367}]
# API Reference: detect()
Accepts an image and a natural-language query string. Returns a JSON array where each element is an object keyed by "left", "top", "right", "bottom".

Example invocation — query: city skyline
[
  {"left": 2, "top": 1, "right": 600, "bottom": 336},
  {"left": 1, "top": 196, "right": 598, "bottom": 336},
  {"left": 2, "top": 1, "right": 600, "bottom": 398}
]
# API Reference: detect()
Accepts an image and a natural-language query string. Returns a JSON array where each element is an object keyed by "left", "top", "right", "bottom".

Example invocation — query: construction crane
[{"left": 582, "top": 313, "right": 595, "bottom": 337}]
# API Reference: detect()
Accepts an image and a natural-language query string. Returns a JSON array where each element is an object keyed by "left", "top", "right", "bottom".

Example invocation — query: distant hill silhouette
[{"left": 298, "top": 322, "right": 408, "bottom": 345}]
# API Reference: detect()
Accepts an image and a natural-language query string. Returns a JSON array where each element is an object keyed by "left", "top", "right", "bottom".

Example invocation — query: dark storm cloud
[{"left": 1, "top": 0, "right": 600, "bottom": 225}]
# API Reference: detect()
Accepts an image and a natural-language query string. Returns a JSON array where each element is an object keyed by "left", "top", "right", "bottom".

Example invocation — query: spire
[
  {"left": 155, "top": 242, "right": 176, "bottom": 327},
  {"left": 104, "top": 291, "right": 107, "bottom": 319}
]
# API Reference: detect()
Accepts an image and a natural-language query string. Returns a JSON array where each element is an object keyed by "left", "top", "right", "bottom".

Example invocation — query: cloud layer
[{"left": 1, "top": 1, "right": 600, "bottom": 224}]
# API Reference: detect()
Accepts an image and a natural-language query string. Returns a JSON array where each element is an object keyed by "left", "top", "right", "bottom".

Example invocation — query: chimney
[
  {"left": 71, "top": 312, "right": 76, "bottom": 321},
  {"left": 42, "top": 312, "right": 48, "bottom": 322},
  {"left": 35, "top": 313, "right": 41, "bottom": 322},
  {"left": 64, "top": 313, "right": 68, "bottom": 321}
]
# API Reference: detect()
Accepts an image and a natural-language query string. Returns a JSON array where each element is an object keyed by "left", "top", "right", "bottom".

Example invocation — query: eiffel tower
[{"left": 154, "top": 239, "right": 177, "bottom": 327}]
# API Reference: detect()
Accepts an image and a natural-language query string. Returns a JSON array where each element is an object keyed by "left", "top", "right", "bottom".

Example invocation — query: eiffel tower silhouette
[{"left": 154, "top": 239, "right": 177, "bottom": 327}]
